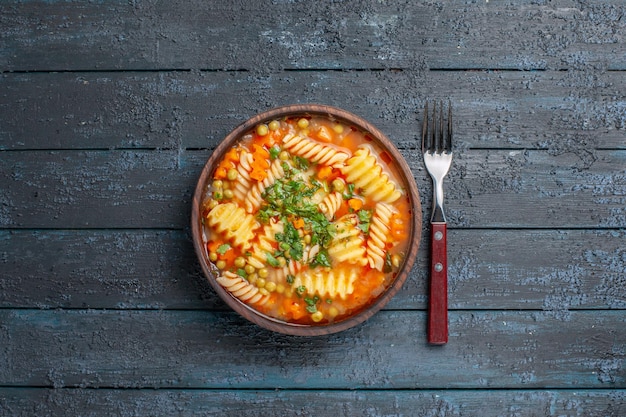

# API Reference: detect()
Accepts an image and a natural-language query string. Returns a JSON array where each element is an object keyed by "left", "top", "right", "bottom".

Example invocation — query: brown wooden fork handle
[{"left": 428, "top": 222, "right": 448, "bottom": 344}]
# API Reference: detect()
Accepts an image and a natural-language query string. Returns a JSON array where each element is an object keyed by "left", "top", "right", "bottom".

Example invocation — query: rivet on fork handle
[{"left": 429, "top": 222, "right": 448, "bottom": 344}]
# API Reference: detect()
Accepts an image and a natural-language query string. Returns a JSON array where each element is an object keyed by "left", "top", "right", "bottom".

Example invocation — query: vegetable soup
[{"left": 201, "top": 115, "right": 412, "bottom": 325}]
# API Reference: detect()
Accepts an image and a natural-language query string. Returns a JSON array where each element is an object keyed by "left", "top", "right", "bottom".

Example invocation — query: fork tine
[
  {"left": 422, "top": 101, "right": 429, "bottom": 153},
  {"left": 423, "top": 100, "right": 453, "bottom": 154},
  {"left": 438, "top": 101, "right": 444, "bottom": 153},
  {"left": 446, "top": 100, "right": 452, "bottom": 153}
]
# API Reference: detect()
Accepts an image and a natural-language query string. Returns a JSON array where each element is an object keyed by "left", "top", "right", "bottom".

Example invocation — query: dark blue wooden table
[{"left": 1, "top": 1, "right": 625, "bottom": 415}]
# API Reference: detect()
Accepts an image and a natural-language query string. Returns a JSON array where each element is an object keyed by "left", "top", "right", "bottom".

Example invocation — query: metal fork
[{"left": 422, "top": 101, "right": 453, "bottom": 345}]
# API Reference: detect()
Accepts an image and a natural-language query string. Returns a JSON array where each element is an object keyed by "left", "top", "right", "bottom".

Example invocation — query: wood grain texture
[
  {"left": 1, "top": 149, "right": 623, "bottom": 229},
  {"left": 1, "top": 0, "right": 625, "bottom": 412},
  {"left": 0, "top": 388, "right": 624, "bottom": 417},
  {"left": 1, "top": 229, "right": 624, "bottom": 311},
  {"left": 1, "top": 0, "right": 625, "bottom": 72},
  {"left": 0, "top": 309, "right": 624, "bottom": 389},
  {"left": 2, "top": 70, "right": 625, "bottom": 151}
]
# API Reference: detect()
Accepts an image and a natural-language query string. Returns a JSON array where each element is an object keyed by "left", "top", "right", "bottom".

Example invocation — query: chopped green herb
[
  {"left": 304, "top": 295, "right": 320, "bottom": 313},
  {"left": 269, "top": 145, "right": 281, "bottom": 160},
  {"left": 266, "top": 252, "right": 280, "bottom": 267},
  {"left": 357, "top": 209, "right": 373, "bottom": 234},
  {"left": 310, "top": 249, "right": 331, "bottom": 268},
  {"left": 296, "top": 285, "right": 306, "bottom": 296},
  {"left": 216, "top": 243, "right": 231, "bottom": 255},
  {"left": 236, "top": 268, "right": 248, "bottom": 278},
  {"left": 343, "top": 183, "right": 355, "bottom": 199},
  {"left": 293, "top": 156, "right": 309, "bottom": 170},
  {"left": 286, "top": 275, "right": 295, "bottom": 284},
  {"left": 383, "top": 252, "right": 393, "bottom": 273}
]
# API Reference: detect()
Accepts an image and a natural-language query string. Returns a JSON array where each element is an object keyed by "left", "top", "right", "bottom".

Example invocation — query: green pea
[
  {"left": 311, "top": 311, "right": 323, "bottom": 322},
  {"left": 234, "top": 257, "right": 246, "bottom": 268},
  {"left": 332, "top": 179, "right": 345, "bottom": 192},
  {"left": 297, "top": 118, "right": 309, "bottom": 129},
  {"left": 256, "top": 124, "right": 269, "bottom": 136},
  {"left": 244, "top": 264, "right": 256, "bottom": 275},
  {"left": 258, "top": 268, "right": 269, "bottom": 278},
  {"left": 215, "top": 260, "right": 226, "bottom": 270},
  {"left": 223, "top": 189, "right": 234, "bottom": 199},
  {"left": 227, "top": 168, "right": 238, "bottom": 181},
  {"left": 268, "top": 120, "right": 280, "bottom": 131}
]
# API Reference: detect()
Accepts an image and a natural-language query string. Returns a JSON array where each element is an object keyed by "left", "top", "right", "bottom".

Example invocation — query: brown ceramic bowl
[{"left": 191, "top": 104, "right": 421, "bottom": 336}]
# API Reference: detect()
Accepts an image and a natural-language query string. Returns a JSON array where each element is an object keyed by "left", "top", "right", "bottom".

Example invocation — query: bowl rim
[{"left": 191, "top": 103, "right": 421, "bottom": 336}]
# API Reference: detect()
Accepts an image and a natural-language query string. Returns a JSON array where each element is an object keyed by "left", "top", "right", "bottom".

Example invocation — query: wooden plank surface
[
  {"left": 1, "top": 0, "right": 625, "bottom": 414},
  {"left": 1, "top": 149, "right": 624, "bottom": 229},
  {"left": 1, "top": 229, "right": 624, "bottom": 311},
  {"left": 0, "top": 388, "right": 624, "bottom": 417},
  {"left": 2, "top": 70, "right": 625, "bottom": 151},
  {"left": 1, "top": 0, "right": 625, "bottom": 72},
  {"left": 1, "top": 309, "right": 624, "bottom": 389}
]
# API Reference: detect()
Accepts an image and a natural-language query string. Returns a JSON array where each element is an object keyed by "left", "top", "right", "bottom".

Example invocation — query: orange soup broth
[{"left": 202, "top": 116, "right": 413, "bottom": 325}]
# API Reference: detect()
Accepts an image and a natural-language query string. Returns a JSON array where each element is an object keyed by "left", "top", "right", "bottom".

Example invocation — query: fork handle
[{"left": 428, "top": 222, "right": 448, "bottom": 344}]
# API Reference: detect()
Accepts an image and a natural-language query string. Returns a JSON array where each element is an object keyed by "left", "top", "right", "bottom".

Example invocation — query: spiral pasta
[
  {"left": 292, "top": 267, "right": 359, "bottom": 300},
  {"left": 245, "top": 158, "right": 290, "bottom": 213},
  {"left": 232, "top": 150, "right": 254, "bottom": 203},
  {"left": 217, "top": 271, "right": 269, "bottom": 306},
  {"left": 205, "top": 202, "right": 259, "bottom": 250},
  {"left": 327, "top": 214, "right": 367, "bottom": 266},
  {"left": 282, "top": 133, "right": 350, "bottom": 168},
  {"left": 341, "top": 146, "right": 402, "bottom": 203},
  {"left": 319, "top": 191, "right": 344, "bottom": 221},
  {"left": 366, "top": 202, "right": 395, "bottom": 271},
  {"left": 247, "top": 220, "right": 283, "bottom": 270},
  {"left": 267, "top": 259, "right": 303, "bottom": 287}
]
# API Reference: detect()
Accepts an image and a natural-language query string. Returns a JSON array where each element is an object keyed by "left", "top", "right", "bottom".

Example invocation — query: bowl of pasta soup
[{"left": 192, "top": 104, "right": 421, "bottom": 335}]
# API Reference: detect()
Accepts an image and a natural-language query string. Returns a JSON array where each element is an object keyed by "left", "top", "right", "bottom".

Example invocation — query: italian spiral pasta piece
[
  {"left": 269, "top": 259, "right": 303, "bottom": 286},
  {"left": 247, "top": 220, "right": 283, "bottom": 269},
  {"left": 205, "top": 202, "right": 259, "bottom": 250},
  {"left": 340, "top": 145, "right": 402, "bottom": 203},
  {"left": 302, "top": 244, "right": 321, "bottom": 264},
  {"left": 319, "top": 191, "right": 344, "bottom": 221},
  {"left": 292, "top": 267, "right": 359, "bottom": 299},
  {"left": 366, "top": 202, "right": 395, "bottom": 271},
  {"left": 245, "top": 158, "right": 289, "bottom": 213},
  {"left": 282, "top": 133, "right": 350, "bottom": 168},
  {"left": 328, "top": 214, "right": 367, "bottom": 266},
  {"left": 232, "top": 150, "right": 254, "bottom": 202},
  {"left": 217, "top": 271, "right": 269, "bottom": 306}
]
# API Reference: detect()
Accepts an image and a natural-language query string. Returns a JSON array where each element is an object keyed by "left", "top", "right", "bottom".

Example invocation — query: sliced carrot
[
  {"left": 283, "top": 299, "right": 306, "bottom": 321},
  {"left": 348, "top": 198, "right": 363, "bottom": 211},
  {"left": 311, "top": 125, "right": 333, "bottom": 142},
  {"left": 249, "top": 144, "right": 270, "bottom": 181},
  {"left": 213, "top": 147, "right": 240, "bottom": 179},
  {"left": 317, "top": 165, "right": 333, "bottom": 180},
  {"left": 206, "top": 240, "right": 220, "bottom": 254},
  {"left": 292, "top": 217, "right": 305, "bottom": 229},
  {"left": 219, "top": 246, "right": 237, "bottom": 264},
  {"left": 389, "top": 213, "right": 408, "bottom": 241}
]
